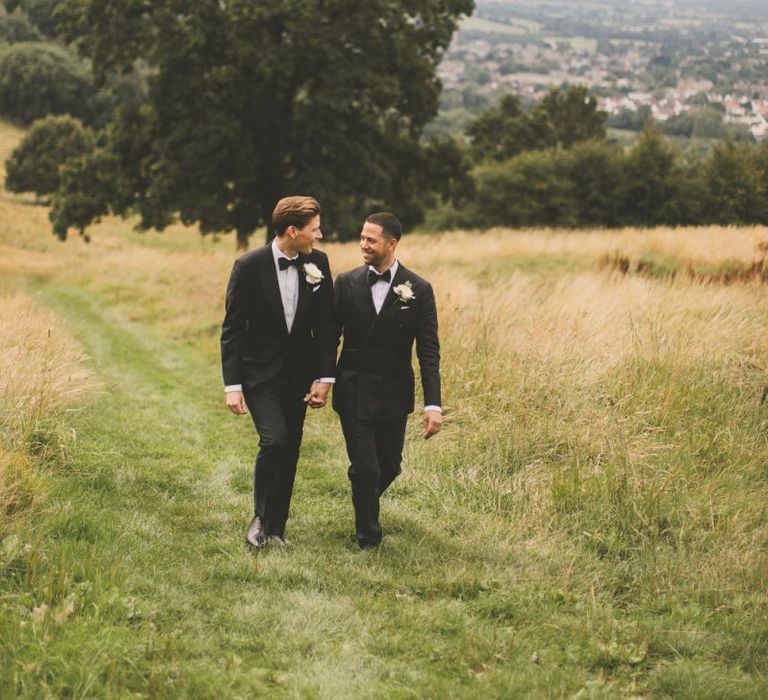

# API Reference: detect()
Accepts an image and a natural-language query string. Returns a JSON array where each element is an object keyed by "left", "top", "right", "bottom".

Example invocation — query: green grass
[{"left": 0, "top": 267, "right": 766, "bottom": 697}]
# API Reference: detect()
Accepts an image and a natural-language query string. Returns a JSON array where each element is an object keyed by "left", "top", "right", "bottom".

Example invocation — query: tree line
[
  {"left": 431, "top": 86, "right": 768, "bottom": 230},
  {"left": 432, "top": 86, "right": 768, "bottom": 228},
  {"left": 3, "top": 1, "right": 768, "bottom": 243}
]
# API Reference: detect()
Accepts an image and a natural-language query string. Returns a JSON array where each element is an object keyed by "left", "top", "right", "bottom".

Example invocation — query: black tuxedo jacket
[
  {"left": 332, "top": 263, "right": 441, "bottom": 420},
  {"left": 220, "top": 244, "right": 335, "bottom": 389}
]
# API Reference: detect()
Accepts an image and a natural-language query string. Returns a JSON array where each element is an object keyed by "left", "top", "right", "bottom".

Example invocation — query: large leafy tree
[{"left": 53, "top": 0, "right": 473, "bottom": 245}]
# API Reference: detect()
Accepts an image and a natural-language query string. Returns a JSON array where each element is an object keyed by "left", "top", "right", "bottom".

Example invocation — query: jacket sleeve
[
  {"left": 220, "top": 259, "right": 246, "bottom": 386},
  {"left": 333, "top": 274, "right": 345, "bottom": 360},
  {"left": 415, "top": 282, "right": 442, "bottom": 408}
]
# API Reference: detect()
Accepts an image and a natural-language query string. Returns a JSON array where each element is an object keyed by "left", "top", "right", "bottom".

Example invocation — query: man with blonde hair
[{"left": 221, "top": 196, "right": 335, "bottom": 548}]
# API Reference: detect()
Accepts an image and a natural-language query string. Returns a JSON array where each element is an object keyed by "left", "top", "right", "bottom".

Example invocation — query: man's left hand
[
  {"left": 305, "top": 381, "right": 331, "bottom": 408},
  {"left": 422, "top": 410, "right": 442, "bottom": 439}
]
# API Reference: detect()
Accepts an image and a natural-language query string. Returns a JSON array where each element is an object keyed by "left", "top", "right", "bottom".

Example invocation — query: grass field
[{"left": 1, "top": 120, "right": 768, "bottom": 698}]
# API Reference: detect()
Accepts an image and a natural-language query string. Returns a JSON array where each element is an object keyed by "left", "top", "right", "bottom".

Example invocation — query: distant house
[{"left": 752, "top": 115, "right": 768, "bottom": 139}]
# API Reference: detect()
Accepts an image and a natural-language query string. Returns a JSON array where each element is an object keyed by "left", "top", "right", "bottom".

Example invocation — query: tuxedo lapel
[
  {"left": 353, "top": 266, "right": 377, "bottom": 320},
  {"left": 257, "top": 247, "right": 289, "bottom": 335},
  {"left": 362, "top": 264, "right": 406, "bottom": 345}
]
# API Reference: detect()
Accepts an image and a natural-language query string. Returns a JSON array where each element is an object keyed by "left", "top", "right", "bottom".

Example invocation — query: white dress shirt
[
  {"left": 368, "top": 260, "right": 398, "bottom": 314},
  {"left": 273, "top": 237, "right": 300, "bottom": 332}
]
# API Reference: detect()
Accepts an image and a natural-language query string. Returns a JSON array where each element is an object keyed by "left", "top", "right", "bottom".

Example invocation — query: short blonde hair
[{"left": 272, "top": 196, "right": 320, "bottom": 236}]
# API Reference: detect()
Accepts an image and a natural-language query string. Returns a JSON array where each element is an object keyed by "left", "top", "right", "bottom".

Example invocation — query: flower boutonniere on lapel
[
  {"left": 393, "top": 280, "right": 415, "bottom": 303},
  {"left": 303, "top": 262, "right": 324, "bottom": 286}
]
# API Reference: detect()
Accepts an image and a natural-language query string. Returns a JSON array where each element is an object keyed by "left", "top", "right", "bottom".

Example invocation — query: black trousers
[
  {"left": 339, "top": 412, "right": 408, "bottom": 547},
  {"left": 244, "top": 372, "right": 309, "bottom": 537}
]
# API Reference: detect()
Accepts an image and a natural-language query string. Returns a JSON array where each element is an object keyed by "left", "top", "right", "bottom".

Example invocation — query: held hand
[
  {"left": 305, "top": 380, "right": 331, "bottom": 409},
  {"left": 226, "top": 390, "right": 248, "bottom": 416},
  {"left": 422, "top": 410, "right": 443, "bottom": 440}
]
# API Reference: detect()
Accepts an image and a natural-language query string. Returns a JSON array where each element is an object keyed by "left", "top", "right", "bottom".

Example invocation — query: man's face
[
  {"left": 360, "top": 221, "right": 395, "bottom": 268},
  {"left": 290, "top": 215, "right": 322, "bottom": 254}
]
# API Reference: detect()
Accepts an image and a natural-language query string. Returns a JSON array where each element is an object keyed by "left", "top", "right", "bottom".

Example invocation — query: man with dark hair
[
  {"left": 333, "top": 212, "right": 442, "bottom": 549},
  {"left": 221, "top": 195, "right": 335, "bottom": 549}
]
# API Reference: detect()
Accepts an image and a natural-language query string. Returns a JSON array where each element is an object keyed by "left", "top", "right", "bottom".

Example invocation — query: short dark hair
[
  {"left": 272, "top": 196, "right": 321, "bottom": 236},
  {"left": 365, "top": 212, "right": 402, "bottom": 240}
]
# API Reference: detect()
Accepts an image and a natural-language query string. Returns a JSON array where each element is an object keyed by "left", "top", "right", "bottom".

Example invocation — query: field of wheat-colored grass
[{"left": 0, "top": 290, "right": 95, "bottom": 535}]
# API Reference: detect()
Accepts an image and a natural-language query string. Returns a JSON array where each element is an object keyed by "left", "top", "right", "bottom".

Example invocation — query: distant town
[{"left": 435, "top": 0, "right": 768, "bottom": 140}]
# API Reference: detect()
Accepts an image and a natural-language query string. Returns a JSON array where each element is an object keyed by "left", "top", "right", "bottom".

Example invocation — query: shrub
[
  {"left": 0, "top": 42, "right": 94, "bottom": 124},
  {"left": 471, "top": 148, "right": 576, "bottom": 228},
  {"left": 5, "top": 114, "right": 94, "bottom": 197}
]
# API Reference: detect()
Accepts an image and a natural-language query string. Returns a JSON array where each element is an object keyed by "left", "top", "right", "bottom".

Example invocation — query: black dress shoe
[{"left": 246, "top": 516, "right": 267, "bottom": 549}]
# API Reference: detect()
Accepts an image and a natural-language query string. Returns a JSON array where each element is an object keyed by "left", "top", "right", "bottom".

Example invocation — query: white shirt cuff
[
  {"left": 224, "top": 384, "right": 243, "bottom": 392},
  {"left": 424, "top": 405, "right": 442, "bottom": 413},
  {"left": 316, "top": 377, "right": 335, "bottom": 383}
]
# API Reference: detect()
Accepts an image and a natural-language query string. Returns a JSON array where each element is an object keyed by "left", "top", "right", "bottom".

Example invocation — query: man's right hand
[{"left": 226, "top": 390, "right": 248, "bottom": 415}]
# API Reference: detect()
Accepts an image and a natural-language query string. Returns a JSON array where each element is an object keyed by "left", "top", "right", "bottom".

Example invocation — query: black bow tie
[
  {"left": 367, "top": 269, "right": 391, "bottom": 286},
  {"left": 278, "top": 256, "right": 301, "bottom": 271}
]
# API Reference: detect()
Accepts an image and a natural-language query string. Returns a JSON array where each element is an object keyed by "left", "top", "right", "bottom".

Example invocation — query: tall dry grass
[
  {"left": 0, "top": 292, "right": 94, "bottom": 532},
  {"left": 419, "top": 226, "right": 768, "bottom": 266},
  {"left": 414, "top": 253, "right": 768, "bottom": 600}
]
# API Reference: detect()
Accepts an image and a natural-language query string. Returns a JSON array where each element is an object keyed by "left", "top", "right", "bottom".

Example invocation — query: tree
[
  {"left": 5, "top": 114, "right": 94, "bottom": 198},
  {"left": 692, "top": 108, "right": 724, "bottom": 139},
  {"left": 565, "top": 139, "right": 623, "bottom": 227},
  {"left": 0, "top": 42, "right": 94, "bottom": 124},
  {"left": 466, "top": 85, "right": 606, "bottom": 165},
  {"left": 467, "top": 94, "right": 551, "bottom": 162},
  {"left": 535, "top": 85, "right": 607, "bottom": 149},
  {"left": 661, "top": 112, "right": 695, "bottom": 137},
  {"left": 50, "top": 148, "right": 118, "bottom": 240},
  {"left": 701, "top": 140, "right": 767, "bottom": 224},
  {"left": 606, "top": 105, "right": 652, "bottom": 131},
  {"left": 616, "top": 125, "right": 679, "bottom": 226},
  {"left": 54, "top": 0, "right": 474, "bottom": 247},
  {"left": 470, "top": 149, "right": 576, "bottom": 228}
]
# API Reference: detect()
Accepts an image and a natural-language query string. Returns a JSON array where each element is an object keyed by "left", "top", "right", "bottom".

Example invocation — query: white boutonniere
[
  {"left": 393, "top": 280, "right": 415, "bottom": 302},
  {"left": 303, "top": 262, "right": 324, "bottom": 285}
]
